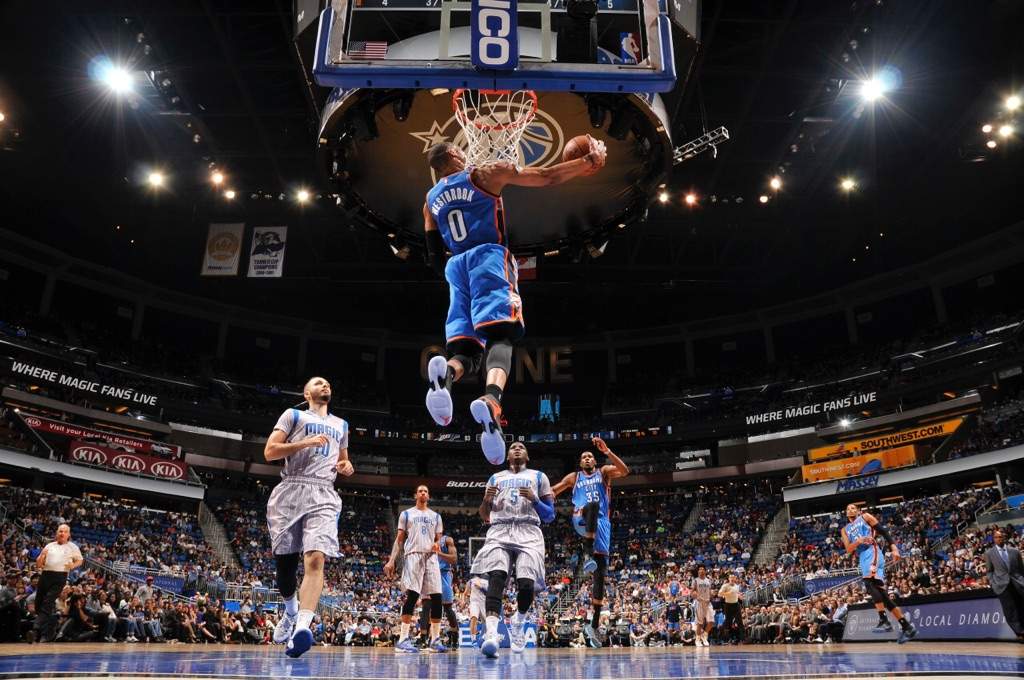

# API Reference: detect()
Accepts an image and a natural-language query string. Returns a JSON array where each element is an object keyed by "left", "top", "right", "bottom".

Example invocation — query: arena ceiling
[{"left": 1, "top": 0, "right": 1022, "bottom": 334}]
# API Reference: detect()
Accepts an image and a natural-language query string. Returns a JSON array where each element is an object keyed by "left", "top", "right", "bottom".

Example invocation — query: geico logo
[
  {"left": 112, "top": 454, "right": 145, "bottom": 472},
  {"left": 151, "top": 462, "right": 183, "bottom": 479},
  {"left": 477, "top": 0, "right": 511, "bottom": 66},
  {"left": 71, "top": 446, "right": 108, "bottom": 465}
]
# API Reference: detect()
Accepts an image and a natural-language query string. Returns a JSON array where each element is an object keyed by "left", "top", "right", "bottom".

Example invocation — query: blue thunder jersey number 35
[
  {"left": 572, "top": 470, "right": 609, "bottom": 515},
  {"left": 427, "top": 169, "right": 505, "bottom": 256}
]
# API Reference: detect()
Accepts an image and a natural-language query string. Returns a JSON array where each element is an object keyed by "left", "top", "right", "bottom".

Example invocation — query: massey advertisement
[
  {"left": 67, "top": 441, "right": 189, "bottom": 481},
  {"left": 808, "top": 418, "right": 963, "bottom": 461},
  {"left": 802, "top": 445, "right": 917, "bottom": 483}
]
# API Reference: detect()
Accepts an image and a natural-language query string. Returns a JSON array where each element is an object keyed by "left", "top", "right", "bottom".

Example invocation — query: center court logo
[{"left": 411, "top": 108, "right": 564, "bottom": 185}]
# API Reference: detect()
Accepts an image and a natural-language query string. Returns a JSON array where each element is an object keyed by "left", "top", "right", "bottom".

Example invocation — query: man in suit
[{"left": 984, "top": 528, "right": 1024, "bottom": 640}]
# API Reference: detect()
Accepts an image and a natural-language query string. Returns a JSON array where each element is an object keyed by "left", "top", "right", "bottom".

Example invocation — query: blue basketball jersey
[
  {"left": 843, "top": 515, "right": 874, "bottom": 554},
  {"left": 427, "top": 168, "right": 505, "bottom": 256},
  {"left": 438, "top": 534, "right": 452, "bottom": 574},
  {"left": 572, "top": 469, "right": 610, "bottom": 517}
]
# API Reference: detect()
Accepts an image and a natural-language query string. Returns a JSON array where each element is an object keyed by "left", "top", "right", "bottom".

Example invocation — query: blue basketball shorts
[
  {"left": 572, "top": 509, "right": 611, "bottom": 556},
  {"left": 441, "top": 570, "right": 453, "bottom": 604},
  {"left": 858, "top": 545, "right": 885, "bottom": 582},
  {"left": 444, "top": 243, "right": 524, "bottom": 347}
]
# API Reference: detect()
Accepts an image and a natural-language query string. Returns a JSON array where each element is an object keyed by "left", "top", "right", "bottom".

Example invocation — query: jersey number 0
[{"left": 447, "top": 209, "right": 468, "bottom": 242}]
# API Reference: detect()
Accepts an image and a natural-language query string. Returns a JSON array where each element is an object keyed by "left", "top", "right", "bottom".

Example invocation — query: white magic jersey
[
  {"left": 398, "top": 507, "right": 443, "bottom": 554},
  {"left": 486, "top": 468, "right": 553, "bottom": 524},
  {"left": 694, "top": 577, "right": 712, "bottom": 602},
  {"left": 272, "top": 408, "right": 349, "bottom": 483}
]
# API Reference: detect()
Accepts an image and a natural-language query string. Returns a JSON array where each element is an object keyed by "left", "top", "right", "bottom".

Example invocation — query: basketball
[{"left": 562, "top": 134, "right": 592, "bottom": 162}]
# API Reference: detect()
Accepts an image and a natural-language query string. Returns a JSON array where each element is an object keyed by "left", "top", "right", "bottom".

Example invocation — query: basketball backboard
[{"left": 312, "top": 0, "right": 677, "bottom": 92}]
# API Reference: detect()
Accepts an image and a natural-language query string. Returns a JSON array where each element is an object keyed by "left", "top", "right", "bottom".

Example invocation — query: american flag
[{"left": 348, "top": 41, "right": 388, "bottom": 59}]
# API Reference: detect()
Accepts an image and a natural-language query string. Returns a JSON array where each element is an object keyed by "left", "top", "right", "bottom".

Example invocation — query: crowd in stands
[{"left": 948, "top": 389, "right": 1024, "bottom": 460}]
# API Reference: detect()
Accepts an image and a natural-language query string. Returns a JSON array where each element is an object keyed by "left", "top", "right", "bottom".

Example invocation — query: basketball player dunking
[
  {"left": 842, "top": 503, "right": 918, "bottom": 643},
  {"left": 422, "top": 139, "right": 607, "bottom": 466},
  {"left": 471, "top": 441, "right": 556, "bottom": 657},
  {"left": 264, "top": 377, "right": 354, "bottom": 658},
  {"left": 385, "top": 485, "right": 446, "bottom": 653},
  {"left": 551, "top": 436, "right": 629, "bottom": 648}
]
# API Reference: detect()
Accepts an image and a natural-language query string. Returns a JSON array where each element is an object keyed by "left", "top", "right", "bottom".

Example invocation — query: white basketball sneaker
[
  {"left": 510, "top": 612, "right": 527, "bottom": 652},
  {"left": 273, "top": 613, "right": 296, "bottom": 644},
  {"left": 480, "top": 631, "right": 501, "bottom": 658},
  {"left": 425, "top": 355, "right": 453, "bottom": 426},
  {"left": 470, "top": 395, "right": 506, "bottom": 465}
]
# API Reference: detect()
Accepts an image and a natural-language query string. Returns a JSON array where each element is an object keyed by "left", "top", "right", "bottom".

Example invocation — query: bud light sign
[{"left": 471, "top": 0, "right": 519, "bottom": 69}]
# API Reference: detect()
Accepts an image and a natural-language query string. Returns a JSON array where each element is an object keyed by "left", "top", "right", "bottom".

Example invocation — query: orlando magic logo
[{"left": 410, "top": 107, "right": 564, "bottom": 185}]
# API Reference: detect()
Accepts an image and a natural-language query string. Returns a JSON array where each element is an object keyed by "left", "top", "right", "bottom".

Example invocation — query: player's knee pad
[
  {"left": 419, "top": 602, "right": 431, "bottom": 627},
  {"left": 402, "top": 590, "right": 420, "bottom": 616},
  {"left": 274, "top": 553, "right": 300, "bottom": 598},
  {"left": 592, "top": 555, "right": 608, "bottom": 601},
  {"left": 485, "top": 338, "right": 514, "bottom": 376},
  {"left": 443, "top": 604, "right": 459, "bottom": 627},
  {"left": 516, "top": 578, "right": 535, "bottom": 613},
  {"left": 583, "top": 501, "right": 600, "bottom": 534},
  {"left": 430, "top": 593, "right": 443, "bottom": 620},
  {"left": 486, "top": 570, "right": 507, "bottom": 615}
]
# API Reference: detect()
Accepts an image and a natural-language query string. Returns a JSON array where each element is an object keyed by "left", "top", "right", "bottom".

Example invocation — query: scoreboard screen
[{"left": 351, "top": 0, "right": 657, "bottom": 13}]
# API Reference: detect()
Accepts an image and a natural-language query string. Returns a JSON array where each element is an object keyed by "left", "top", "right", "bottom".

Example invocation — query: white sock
[
  {"left": 296, "top": 609, "right": 314, "bottom": 632},
  {"left": 485, "top": 615, "right": 499, "bottom": 636},
  {"left": 430, "top": 622, "right": 440, "bottom": 640},
  {"left": 400, "top": 623, "right": 410, "bottom": 641},
  {"left": 284, "top": 596, "right": 299, "bottom": 617}
]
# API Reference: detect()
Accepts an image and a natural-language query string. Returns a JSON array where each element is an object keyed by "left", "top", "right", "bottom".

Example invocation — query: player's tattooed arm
[
  {"left": 472, "top": 136, "right": 607, "bottom": 193},
  {"left": 594, "top": 437, "right": 630, "bottom": 479},
  {"left": 384, "top": 528, "right": 406, "bottom": 578},
  {"left": 479, "top": 484, "right": 498, "bottom": 523},
  {"left": 550, "top": 472, "right": 578, "bottom": 498}
]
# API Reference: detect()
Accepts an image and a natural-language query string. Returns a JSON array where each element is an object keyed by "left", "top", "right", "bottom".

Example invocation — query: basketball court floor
[{"left": 1, "top": 642, "right": 1023, "bottom": 679}]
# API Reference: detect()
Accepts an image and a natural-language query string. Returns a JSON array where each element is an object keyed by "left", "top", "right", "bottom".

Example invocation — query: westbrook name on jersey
[{"left": 427, "top": 168, "right": 505, "bottom": 256}]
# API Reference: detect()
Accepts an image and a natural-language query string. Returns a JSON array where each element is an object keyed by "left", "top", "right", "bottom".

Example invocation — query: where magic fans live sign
[{"left": 6, "top": 358, "right": 160, "bottom": 408}]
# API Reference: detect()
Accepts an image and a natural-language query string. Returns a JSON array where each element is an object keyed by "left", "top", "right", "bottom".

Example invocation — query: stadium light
[
  {"left": 1007, "top": 95, "right": 1022, "bottom": 111},
  {"left": 839, "top": 418, "right": 851, "bottom": 427},
  {"left": 224, "top": 189, "right": 236, "bottom": 200},
  {"left": 859, "top": 78, "right": 885, "bottom": 102},
  {"left": 840, "top": 177, "right": 857, "bottom": 192},
  {"left": 684, "top": 193, "right": 697, "bottom": 206},
  {"left": 147, "top": 171, "right": 164, "bottom": 188},
  {"left": 758, "top": 195, "right": 769, "bottom": 204},
  {"left": 769, "top": 176, "right": 782, "bottom": 191},
  {"left": 211, "top": 171, "right": 225, "bottom": 185},
  {"left": 986, "top": 140, "right": 997, "bottom": 149},
  {"left": 102, "top": 65, "right": 133, "bottom": 94},
  {"left": 296, "top": 189, "right": 311, "bottom": 203},
  {"left": 982, "top": 124, "right": 993, "bottom": 134},
  {"left": 0, "top": 112, "right": 5, "bottom": 123},
  {"left": 657, "top": 190, "right": 669, "bottom": 204},
  {"left": 998, "top": 124, "right": 1014, "bottom": 138}
]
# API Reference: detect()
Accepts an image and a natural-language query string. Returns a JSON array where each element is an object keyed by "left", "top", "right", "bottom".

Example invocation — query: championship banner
[
  {"left": 809, "top": 418, "right": 962, "bottom": 461},
  {"left": 247, "top": 226, "right": 288, "bottom": 278},
  {"left": 844, "top": 596, "right": 1015, "bottom": 641},
  {"left": 67, "top": 441, "right": 189, "bottom": 481},
  {"left": 802, "top": 445, "right": 917, "bottom": 483},
  {"left": 201, "top": 223, "right": 244, "bottom": 276},
  {"left": 21, "top": 414, "right": 181, "bottom": 458}
]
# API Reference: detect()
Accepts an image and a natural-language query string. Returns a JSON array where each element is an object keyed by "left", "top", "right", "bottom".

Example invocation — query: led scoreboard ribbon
[{"left": 351, "top": 0, "right": 664, "bottom": 14}]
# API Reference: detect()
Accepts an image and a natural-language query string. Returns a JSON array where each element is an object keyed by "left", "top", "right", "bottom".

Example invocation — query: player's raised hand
[
  {"left": 592, "top": 436, "right": 610, "bottom": 454},
  {"left": 336, "top": 459, "right": 354, "bottom": 476},
  {"left": 584, "top": 135, "right": 607, "bottom": 173},
  {"left": 384, "top": 560, "right": 396, "bottom": 579}
]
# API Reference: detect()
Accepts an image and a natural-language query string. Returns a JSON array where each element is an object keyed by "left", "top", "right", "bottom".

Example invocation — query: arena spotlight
[
  {"left": 210, "top": 171, "right": 225, "bottom": 185},
  {"left": 998, "top": 124, "right": 1014, "bottom": 138},
  {"left": 859, "top": 78, "right": 885, "bottom": 102},
  {"left": 101, "top": 65, "right": 134, "bottom": 94},
  {"left": 224, "top": 189, "right": 236, "bottom": 200},
  {"left": 839, "top": 418, "right": 851, "bottom": 427},
  {"left": 147, "top": 171, "right": 164, "bottom": 187},
  {"left": 769, "top": 176, "right": 782, "bottom": 191},
  {"left": 1007, "top": 95, "right": 1022, "bottom": 111},
  {"left": 840, "top": 177, "right": 857, "bottom": 192},
  {"left": 657, "top": 190, "right": 669, "bottom": 204},
  {"left": 987, "top": 140, "right": 998, "bottom": 149},
  {"left": 296, "top": 189, "right": 311, "bottom": 203},
  {"left": 684, "top": 193, "right": 697, "bottom": 206},
  {"left": 758, "top": 195, "right": 769, "bottom": 204},
  {"left": 0, "top": 112, "right": 5, "bottom": 123},
  {"left": 982, "top": 124, "right": 993, "bottom": 134}
]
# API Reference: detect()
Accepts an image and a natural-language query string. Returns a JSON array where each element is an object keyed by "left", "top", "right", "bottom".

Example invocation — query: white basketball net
[{"left": 452, "top": 89, "right": 539, "bottom": 167}]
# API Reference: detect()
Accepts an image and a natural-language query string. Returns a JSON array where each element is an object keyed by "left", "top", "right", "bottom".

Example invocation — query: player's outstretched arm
[
  {"left": 472, "top": 136, "right": 607, "bottom": 193},
  {"left": 264, "top": 430, "right": 329, "bottom": 462},
  {"left": 550, "top": 472, "right": 578, "bottom": 498},
  {"left": 594, "top": 437, "right": 630, "bottom": 479}
]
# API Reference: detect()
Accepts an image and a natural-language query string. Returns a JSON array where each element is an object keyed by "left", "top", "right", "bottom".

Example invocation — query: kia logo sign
[
  {"left": 112, "top": 453, "right": 146, "bottom": 473},
  {"left": 151, "top": 461, "right": 184, "bottom": 479},
  {"left": 71, "top": 446, "right": 108, "bottom": 465},
  {"left": 25, "top": 417, "right": 42, "bottom": 428}
]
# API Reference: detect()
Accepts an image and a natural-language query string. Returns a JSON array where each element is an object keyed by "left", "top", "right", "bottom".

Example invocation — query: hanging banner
[
  {"left": 247, "top": 226, "right": 288, "bottom": 278},
  {"left": 201, "top": 223, "right": 244, "bottom": 276},
  {"left": 802, "top": 445, "right": 917, "bottom": 483},
  {"left": 808, "top": 418, "right": 963, "bottom": 461},
  {"left": 67, "top": 441, "right": 189, "bottom": 480},
  {"left": 21, "top": 414, "right": 181, "bottom": 458}
]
